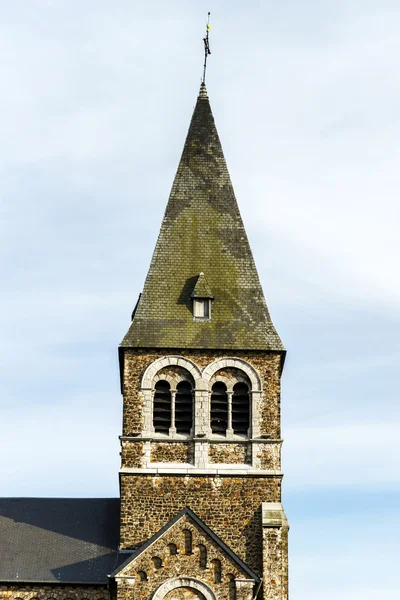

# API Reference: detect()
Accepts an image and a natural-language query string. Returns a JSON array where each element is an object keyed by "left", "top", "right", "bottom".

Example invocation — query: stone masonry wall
[
  {"left": 122, "top": 349, "right": 282, "bottom": 440},
  {"left": 121, "top": 441, "right": 145, "bottom": 468},
  {"left": 119, "top": 475, "right": 281, "bottom": 575},
  {"left": 208, "top": 444, "right": 250, "bottom": 465},
  {"left": 150, "top": 442, "right": 193, "bottom": 463},
  {"left": 0, "top": 584, "right": 109, "bottom": 600},
  {"left": 255, "top": 443, "right": 281, "bottom": 471}
]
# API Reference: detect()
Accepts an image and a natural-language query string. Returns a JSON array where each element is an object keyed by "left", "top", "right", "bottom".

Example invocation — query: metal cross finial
[{"left": 202, "top": 12, "right": 211, "bottom": 84}]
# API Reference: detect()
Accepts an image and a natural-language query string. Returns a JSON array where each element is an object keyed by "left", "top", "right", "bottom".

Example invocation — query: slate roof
[
  {"left": 121, "top": 83, "right": 284, "bottom": 351},
  {"left": 111, "top": 507, "right": 260, "bottom": 583},
  {"left": 0, "top": 498, "right": 122, "bottom": 584},
  {"left": 191, "top": 272, "right": 213, "bottom": 298}
]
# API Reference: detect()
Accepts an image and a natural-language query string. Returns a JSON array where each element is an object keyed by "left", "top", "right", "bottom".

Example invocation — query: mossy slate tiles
[
  {"left": 121, "top": 84, "right": 284, "bottom": 351},
  {"left": 191, "top": 272, "right": 213, "bottom": 299}
]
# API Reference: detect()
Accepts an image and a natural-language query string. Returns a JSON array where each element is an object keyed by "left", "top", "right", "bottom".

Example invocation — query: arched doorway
[
  {"left": 163, "top": 587, "right": 205, "bottom": 600},
  {"left": 152, "top": 577, "right": 216, "bottom": 600}
]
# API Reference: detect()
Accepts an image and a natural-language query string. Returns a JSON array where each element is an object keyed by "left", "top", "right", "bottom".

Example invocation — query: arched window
[
  {"left": 168, "top": 542, "right": 178, "bottom": 555},
  {"left": 175, "top": 380, "right": 193, "bottom": 434},
  {"left": 197, "top": 543, "right": 207, "bottom": 568},
  {"left": 211, "top": 558, "right": 222, "bottom": 584},
  {"left": 227, "top": 574, "right": 236, "bottom": 600},
  {"left": 232, "top": 382, "right": 250, "bottom": 435},
  {"left": 138, "top": 570, "right": 148, "bottom": 581},
  {"left": 211, "top": 382, "right": 228, "bottom": 434},
  {"left": 153, "top": 380, "right": 171, "bottom": 433},
  {"left": 183, "top": 528, "right": 193, "bottom": 554},
  {"left": 152, "top": 556, "right": 163, "bottom": 569}
]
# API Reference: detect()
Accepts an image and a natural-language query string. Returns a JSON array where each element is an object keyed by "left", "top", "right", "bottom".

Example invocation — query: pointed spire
[{"left": 121, "top": 86, "right": 284, "bottom": 351}]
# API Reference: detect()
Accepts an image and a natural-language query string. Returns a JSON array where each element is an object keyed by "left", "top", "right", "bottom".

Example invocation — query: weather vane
[{"left": 202, "top": 12, "right": 211, "bottom": 84}]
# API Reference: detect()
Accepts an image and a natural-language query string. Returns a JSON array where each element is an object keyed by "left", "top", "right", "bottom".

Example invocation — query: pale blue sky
[{"left": 1, "top": 1, "right": 399, "bottom": 598}]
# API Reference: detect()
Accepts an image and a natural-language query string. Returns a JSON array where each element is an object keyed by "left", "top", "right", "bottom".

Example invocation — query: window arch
[
  {"left": 211, "top": 558, "right": 222, "bottom": 584},
  {"left": 153, "top": 380, "right": 171, "bottom": 433},
  {"left": 211, "top": 382, "right": 228, "bottom": 434},
  {"left": 175, "top": 380, "right": 193, "bottom": 434},
  {"left": 232, "top": 382, "right": 249, "bottom": 435}
]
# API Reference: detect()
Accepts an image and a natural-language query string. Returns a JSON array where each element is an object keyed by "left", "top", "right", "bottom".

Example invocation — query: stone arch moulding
[
  {"left": 152, "top": 577, "right": 217, "bottom": 600},
  {"left": 141, "top": 356, "right": 203, "bottom": 389},
  {"left": 202, "top": 358, "right": 262, "bottom": 392}
]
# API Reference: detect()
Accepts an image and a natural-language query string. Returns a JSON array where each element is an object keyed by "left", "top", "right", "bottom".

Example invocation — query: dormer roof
[{"left": 191, "top": 272, "right": 213, "bottom": 299}]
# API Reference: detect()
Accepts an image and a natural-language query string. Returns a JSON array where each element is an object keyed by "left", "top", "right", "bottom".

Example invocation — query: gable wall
[{"left": 116, "top": 514, "right": 251, "bottom": 600}]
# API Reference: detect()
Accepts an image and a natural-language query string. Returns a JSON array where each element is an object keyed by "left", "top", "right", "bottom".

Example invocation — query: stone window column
[
  {"left": 191, "top": 389, "right": 195, "bottom": 436},
  {"left": 169, "top": 389, "right": 177, "bottom": 435},
  {"left": 226, "top": 391, "right": 234, "bottom": 438}
]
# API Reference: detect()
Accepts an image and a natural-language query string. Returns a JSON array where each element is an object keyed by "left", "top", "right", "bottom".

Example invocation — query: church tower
[{"left": 114, "top": 82, "right": 289, "bottom": 600}]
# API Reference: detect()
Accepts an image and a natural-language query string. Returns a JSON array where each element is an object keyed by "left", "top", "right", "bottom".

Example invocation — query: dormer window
[
  {"left": 193, "top": 298, "right": 210, "bottom": 319},
  {"left": 191, "top": 272, "right": 213, "bottom": 321}
]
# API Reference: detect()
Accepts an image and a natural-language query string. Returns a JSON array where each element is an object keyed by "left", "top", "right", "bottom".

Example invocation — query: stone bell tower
[{"left": 114, "top": 83, "right": 289, "bottom": 600}]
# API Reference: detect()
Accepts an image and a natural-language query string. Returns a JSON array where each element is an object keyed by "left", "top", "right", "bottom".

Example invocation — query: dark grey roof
[
  {"left": 121, "top": 83, "right": 284, "bottom": 351},
  {"left": 0, "top": 498, "right": 122, "bottom": 584},
  {"left": 111, "top": 507, "right": 260, "bottom": 583}
]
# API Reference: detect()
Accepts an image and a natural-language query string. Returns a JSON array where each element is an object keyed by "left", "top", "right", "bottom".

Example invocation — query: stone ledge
[
  {"left": 262, "top": 502, "right": 290, "bottom": 528},
  {"left": 120, "top": 436, "right": 283, "bottom": 443},
  {"left": 120, "top": 467, "right": 283, "bottom": 477}
]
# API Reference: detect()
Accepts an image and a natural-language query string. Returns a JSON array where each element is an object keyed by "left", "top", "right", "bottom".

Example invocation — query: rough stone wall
[
  {"left": 122, "top": 349, "right": 282, "bottom": 439},
  {"left": 0, "top": 585, "right": 109, "bottom": 600},
  {"left": 120, "top": 475, "right": 281, "bottom": 575},
  {"left": 151, "top": 443, "right": 193, "bottom": 464},
  {"left": 121, "top": 441, "right": 145, "bottom": 468},
  {"left": 116, "top": 514, "right": 252, "bottom": 600},
  {"left": 208, "top": 444, "right": 250, "bottom": 465},
  {"left": 255, "top": 443, "right": 281, "bottom": 471}
]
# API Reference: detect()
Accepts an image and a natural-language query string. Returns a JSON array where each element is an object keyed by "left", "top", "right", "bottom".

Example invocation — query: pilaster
[{"left": 262, "top": 502, "right": 289, "bottom": 600}]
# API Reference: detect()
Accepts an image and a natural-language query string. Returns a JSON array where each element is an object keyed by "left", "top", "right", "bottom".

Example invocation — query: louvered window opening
[
  {"left": 153, "top": 380, "right": 171, "bottom": 433},
  {"left": 175, "top": 380, "right": 193, "bottom": 434},
  {"left": 211, "top": 382, "right": 228, "bottom": 434},
  {"left": 232, "top": 382, "right": 250, "bottom": 434}
]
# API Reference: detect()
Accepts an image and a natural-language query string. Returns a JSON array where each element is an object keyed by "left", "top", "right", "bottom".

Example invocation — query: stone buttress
[{"left": 118, "top": 83, "right": 289, "bottom": 600}]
